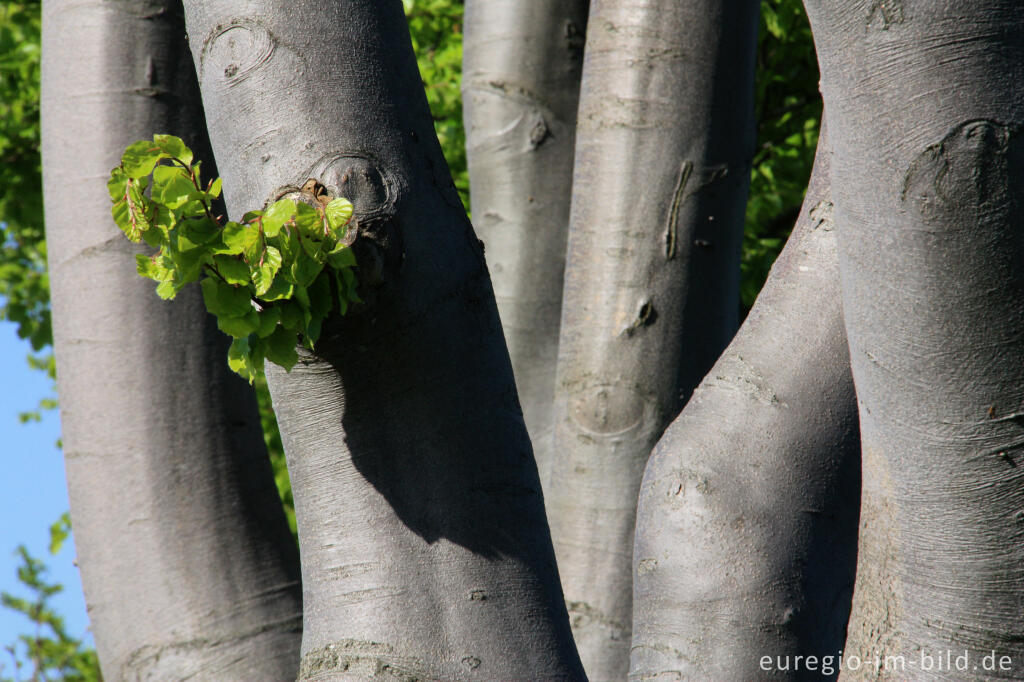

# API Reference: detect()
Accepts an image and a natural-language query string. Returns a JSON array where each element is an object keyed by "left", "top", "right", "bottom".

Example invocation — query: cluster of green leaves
[
  {"left": 742, "top": 0, "right": 822, "bottom": 310},
  {"left": 0, "top": 517, "right": 101, "bottom": 682},
  {"left": 405, "top": 0, "right": 468, "bottom": 209},
  {"left": 108, "top": 135, "right": 359, "bottom": 382}
]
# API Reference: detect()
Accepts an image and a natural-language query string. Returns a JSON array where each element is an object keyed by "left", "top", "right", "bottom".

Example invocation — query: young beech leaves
[{"left": 109, "top": 134, "right": 359, "bottom": 383}]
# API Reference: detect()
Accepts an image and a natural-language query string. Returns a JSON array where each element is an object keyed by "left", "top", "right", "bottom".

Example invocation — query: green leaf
[
  {"left": 179, "top": 216, "right": 222, "bottom": 246},
  {"left": 107, "top": 167, "right": 129, "bottom": 201},
  {"left": 325, "top": 197, "right": 353, "bottom": 235},
  {"left": 334, "top": 270, "right": 350, "bottom": 315},
  {"left": 111, "top": 199, "right": 133, "bottom": 239},
  {"left": 252, "top": 245, "right": 283, "bottom": 296},
  {"left": 156, "top": 279, "right": 182, "bottom": 300},
  {"left": 227, "top": 336, "right": 260, "bottom": 382},
  {"left": 217, "top": 309, "right": 260, "bottom": 338},
  {"left": 293, "top": 201, "right": 321, "bottom": 236},
  {"left": 279, "top": 300, "right": 304, "bottom": 331},
  {"left": 135, "top": 253, "right": 173, "bottom": 282},
  {"left": 222, "top": 221, "right": 261, "bottom": 260},
  {"left": 327, "top": 243, "right": 357, "bottom": 269},
  {"left": 290, "top": 249, "right": 324, "bottom": 287},
  {"left": 214, "top": 255, "right": 251, "bottom": 285},
  {"left": 208, "top": 177, "right": 223, "bottom": 199},
  {"left": 255, "top": 306, "right": 281, "bottom": 338},
  {"left": 152, "top": 134, "right": 193, "bottom": 165},
  {"left": 168, "top": 237, "right": 206, "bottom": 282},
  {"left": 120, "top": 139, "right": 168, "bottom": 179},
  {"left": 141, "top": 224, "right": 165, "bottom": 248},
  {"left": 262, "top": 198, "right": 296, "bottom": 237},
  {"left": 265, "top": 326, "right": 299, "bottom": 371},
  {"left": 261, "top": 273, "right": 295, "bottom": 301},
  {"left": 341, "top": 268, "right": 360, "bottom": 301},
  {"left": 151, "top": 164, "right": 198, "bottom": 209},
  {"left": 118, "top": 181, "right": 152, "bottom": 241},
  {"left": 201, "top": 277, "right": 253, "bottom": 318},
  {"left": 274, "top": 224, "right": 301, "bottom": 271},
  {"left": 301, "top": 233, "right": 328, "bottom": 264},
  {"left": 309, "top": 270, "right": 333, "bottom": 317},
  {"left": 305, "top": 312, "right": 323, "bottom": 346}
]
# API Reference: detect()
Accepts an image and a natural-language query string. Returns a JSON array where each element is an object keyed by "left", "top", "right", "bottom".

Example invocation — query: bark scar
[{"left": 665, "top": 162, "right": 729, "bottom": 259}]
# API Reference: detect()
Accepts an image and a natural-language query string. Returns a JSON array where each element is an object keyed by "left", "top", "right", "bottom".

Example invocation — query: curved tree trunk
[
  {"left": 631, "top": 125, "right": 860, "bottom": 681},
  {"left": 546, "top": 0, "right": 760, "bottom": 677},
  {"left": 803, "top": 2, "right": 1024, "bottom": 679},
  {"left": 180, "top": 1, "right": 585, "bottom": 678},
  {"left": 462, "top": 0, "right": 588, "bottom": 484},
  {"left": 41, "top": 1, "right": 302, "bottom": 679}
]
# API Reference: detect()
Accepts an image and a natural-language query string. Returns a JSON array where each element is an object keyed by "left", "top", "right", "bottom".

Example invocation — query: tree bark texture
[
  {"left": 41, "top": 1, "right": 302, "bottom": 679},
  {"left": 631, "top": 125, "right": 861, "bottom": 681},
  {"left": 803, "top": 1, "right": 1024, "bottom": 679},
  {"left": 462, "top": 0, "right": 588, "bottom": 486},
  {"left": 181, "top": 1, "right": 585, "bottom": 678},
  {"left": 546, "top": 0, "right": 760, "bottom": 677}
]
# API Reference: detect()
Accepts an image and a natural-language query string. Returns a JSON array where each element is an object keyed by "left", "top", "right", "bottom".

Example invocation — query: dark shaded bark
[
  {"left": 546, "top": 0, "right": 760, "bottom": 677},
  {"left": 631, "top": 125, "right": 860, "bottom": 681},
  {"left": 803, "top": 1, "right": 1024, "bottom": 679},
  {"left": 462, "top": 0, "right": 588, "bottom": 483},
  {"left": 181, "top": 0, "right": 585, "bottom": 678},
  {"left": 41, "top": 1, "right": 302, "bottom": 679}
]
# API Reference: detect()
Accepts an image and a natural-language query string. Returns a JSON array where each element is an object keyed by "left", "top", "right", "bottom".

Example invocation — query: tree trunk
[
  {"left": 804, "top": 2, "right": 1024, "bottom": 679},
  {"left": 546, "top": 0, "right": 760, "bottom": 676},
  {"left": 180, "top": 0, "right": 585, "bottom": 678},
  {"left": 462, "top": 0, "right": 588, "bottom": 485},
  {"left": 631, "top": 124, "right": 860, "bottom": 681},
  {"left": 41, "top": 1, "right": 302, "bottom": 679}
]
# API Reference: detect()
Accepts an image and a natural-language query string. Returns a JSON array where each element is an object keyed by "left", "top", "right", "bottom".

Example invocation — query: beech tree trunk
[
  {"left": 631, "top": 125, "right": 860, "bottom": 681},
  {"left": 803, "top": 2, "right": 1024, "bottom": 679},
  {"left": 546, "top": 0, "right": 760, "bottom": 677},
  {"left": 180, "top": 0, "right": 585, "bottom": 678},
  {"left": 40, "top": 1, "right": 302, "bottom": 679},
  {"left": 462, "top": 0, "right": 588, "bottom": 484}
]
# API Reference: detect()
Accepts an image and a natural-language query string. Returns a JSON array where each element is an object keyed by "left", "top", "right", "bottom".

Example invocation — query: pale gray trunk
[
  {"left": 462, "top": 0, "right": 588, "bottom": 484},
  {"left": 181, "top": 0, "right": 585, "bottom": 678},
  {"left": 41, "top": 1, "right": 302, "bottom": 679},
  {"left": 804, "top": 2, "right": 1024, "bottom": 679},
  {"left": 546, "top": 0, "right": 760, "bottom": 677},
  {"left": 631, "top": 125, "right": 860, "bottom": 680}
]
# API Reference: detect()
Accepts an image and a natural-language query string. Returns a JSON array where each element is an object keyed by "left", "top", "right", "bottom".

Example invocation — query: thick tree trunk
[
  {"left": 462, "top": 0, "right": 588, "bottom": 484},
  {"left": 804, "top": 2, "right": 1024, "bottom": 679},
  {"left": 40, "top": 1, "right": 302, "bottom": 679},
  {"left": 180, "top": 1, "right": 585, "bottom": 678},
  {"left": 631, "top": 125, "right": 860, "bottom": 681},
  {"left": 546, "top": 0, "right": 760, "bottom": 677}
]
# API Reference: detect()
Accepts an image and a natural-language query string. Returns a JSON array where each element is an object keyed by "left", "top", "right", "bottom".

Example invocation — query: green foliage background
[{"left": 0, "top": 0, "right": 819, "bottom": 678}]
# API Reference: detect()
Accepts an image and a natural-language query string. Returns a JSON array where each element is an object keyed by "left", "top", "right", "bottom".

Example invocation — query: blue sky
[{"left": 0, "top": 321, "right": 91, "bottom": 653}]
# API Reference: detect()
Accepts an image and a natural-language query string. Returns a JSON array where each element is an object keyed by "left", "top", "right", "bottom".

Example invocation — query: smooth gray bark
[
  {"left": 546, "top": 0, "right": 760, "bottom": 677},
  {"left": 180, "top": 1, "right": 585, "bottom": 678},
  {"left": 803, "top": 2, "right": 1024, "bottom": 679},
  {"left": 631, "top": 126, "right": 860, "bottom": 681},
  {"left": 462, "top": 0, "right": 588, "bottom": 484},
  {"left": 41, "top": 1, "right": 302, "bottom": 679}
]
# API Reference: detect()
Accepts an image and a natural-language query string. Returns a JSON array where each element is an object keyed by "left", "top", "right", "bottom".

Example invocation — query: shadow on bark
[{"left": 314, "top": 273, "right": 554, "bottom": 562}]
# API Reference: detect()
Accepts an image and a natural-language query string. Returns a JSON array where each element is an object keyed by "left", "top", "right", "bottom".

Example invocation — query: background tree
[
  {"left": 40, "top": 0, "right": 302, "bottom": 678},
  {"left": 632, "top": 124, "right": 860, "bottom": 679},
  {"left": 462, "top": 0, "right": 589, "bottom": 487}
]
